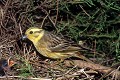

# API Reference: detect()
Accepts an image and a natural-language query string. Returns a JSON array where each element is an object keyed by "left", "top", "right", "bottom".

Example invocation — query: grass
[{"left": 0, "top": 0, "right": 120, "bottom": 79}]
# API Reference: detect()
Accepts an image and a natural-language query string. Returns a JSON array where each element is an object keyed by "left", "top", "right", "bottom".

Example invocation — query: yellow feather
[{"left": 25, "top": 27, "right": 92, "bottom": 62}]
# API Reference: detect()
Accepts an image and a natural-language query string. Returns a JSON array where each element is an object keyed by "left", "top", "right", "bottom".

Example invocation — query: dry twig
[{"left": 64, "top": 60, "right": 120, "bottom": 79}]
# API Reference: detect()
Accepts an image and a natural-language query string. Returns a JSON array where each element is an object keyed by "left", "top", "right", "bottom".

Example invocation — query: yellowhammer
[{"left": 23, "top": 27, "right": 92, "bottom": 62}]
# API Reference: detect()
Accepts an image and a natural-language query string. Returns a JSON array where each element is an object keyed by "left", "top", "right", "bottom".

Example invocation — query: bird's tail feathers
[{"left": 74, "top": 52, "right": 93, "bottom": 63}]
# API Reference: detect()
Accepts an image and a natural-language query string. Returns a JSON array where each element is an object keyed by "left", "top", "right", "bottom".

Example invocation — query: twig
[
  {"left": 40, "top": 14, "right": 49, "bottom": 28},
  {"left": 65, "top": 65, "right": 77, "bottom": 75},
  {"left": 19, "top": 23, "right": 23, "bottom": 37},
  {"left": 111, "top": 66, "right": 120, "bottom": 80},
  {"left": 93, "top": 40, "right": 96, "bottom": 57},
  {"left": 79, "top": 5, "right": 91, "bottom": 17},
  {"left": 0, "top": 76, "right": 52, "bottom": 80},
  {"left": 64, "top": 60, "right": 120, "bottom": 79},
  {"left": 0, "top": 0, "right": 12, "bottom": 30},
  {"left": 56, "top": 68, "right": 94, "bottom": 80},
  {"left": 37, "top": 5, "right": 57, "bottom": 30},
  {"left": 54, "top": 0, "right": 59, "bottom": 26},
  {"left": 47, "top": 11, "right": 57, "bottom": 30}
]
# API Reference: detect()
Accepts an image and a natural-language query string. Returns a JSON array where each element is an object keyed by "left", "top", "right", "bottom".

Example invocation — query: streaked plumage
[{"left": 24, "top": 27, "right": 92, "bottom": 62}]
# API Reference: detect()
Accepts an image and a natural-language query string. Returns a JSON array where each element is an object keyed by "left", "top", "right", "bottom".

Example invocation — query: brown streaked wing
[{"left": 45, "top": 32, "right": 81, "bottom": 52}]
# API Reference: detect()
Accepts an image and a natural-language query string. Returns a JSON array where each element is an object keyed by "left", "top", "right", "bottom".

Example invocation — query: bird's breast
[{"left": 34, "top": 42, "right": 71, "bottom": 59}]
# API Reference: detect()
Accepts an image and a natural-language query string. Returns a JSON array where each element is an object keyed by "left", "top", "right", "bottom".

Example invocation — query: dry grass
[{"left": 0, "top": 0, "right": 120, "bottom": 80}]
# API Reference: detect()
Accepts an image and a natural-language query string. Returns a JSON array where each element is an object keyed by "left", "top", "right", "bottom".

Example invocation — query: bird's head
[{"left": 23, "top": 27, "right": 45, "bottom": 44}]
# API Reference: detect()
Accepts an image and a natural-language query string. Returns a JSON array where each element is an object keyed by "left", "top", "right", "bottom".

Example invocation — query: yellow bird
[{"left": 24, "top": 27, "right": 92, "bottom": 62}]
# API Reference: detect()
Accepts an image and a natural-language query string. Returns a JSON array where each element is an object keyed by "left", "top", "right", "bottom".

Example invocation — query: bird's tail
[{"left": 74, "top": 52, "right": 93, "bottom": 63}]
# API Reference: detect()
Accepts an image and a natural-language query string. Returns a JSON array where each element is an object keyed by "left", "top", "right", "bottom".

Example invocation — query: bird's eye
[{"left": 29, "top": 31, "right": 33, "bottom": 34}]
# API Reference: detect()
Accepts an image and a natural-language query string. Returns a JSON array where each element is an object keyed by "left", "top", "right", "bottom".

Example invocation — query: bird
[
  {"left": 23, "top": 27, "right": 93, "bottom": 62},
  {"left": 0, "top": 58, "right": 15, "bottom": 76}
]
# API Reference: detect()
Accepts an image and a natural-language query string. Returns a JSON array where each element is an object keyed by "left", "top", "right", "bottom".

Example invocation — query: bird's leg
[
  {"left": 52, "top": 58, "right": 65, "bottom": 67},
  {"left": 49, "top": 55, "right": 67, "bottom": 67}
]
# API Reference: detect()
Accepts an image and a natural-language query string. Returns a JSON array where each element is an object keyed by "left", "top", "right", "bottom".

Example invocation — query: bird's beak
[
  {"left": 7, "top": 57, "right": 16, "bottom": 67},
  {"left": 21, "top": 35, "right": 27, "bottom": 40}
]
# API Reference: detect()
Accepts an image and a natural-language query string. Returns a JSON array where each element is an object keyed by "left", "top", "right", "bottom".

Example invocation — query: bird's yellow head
[{"left": 25, "top": 27, "right": 45, "bottom": 44}]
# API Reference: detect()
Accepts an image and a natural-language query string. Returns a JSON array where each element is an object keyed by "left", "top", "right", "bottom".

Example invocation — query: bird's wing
[{"left": 45, "top": 33, "right": 81, "bottom": 52}]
